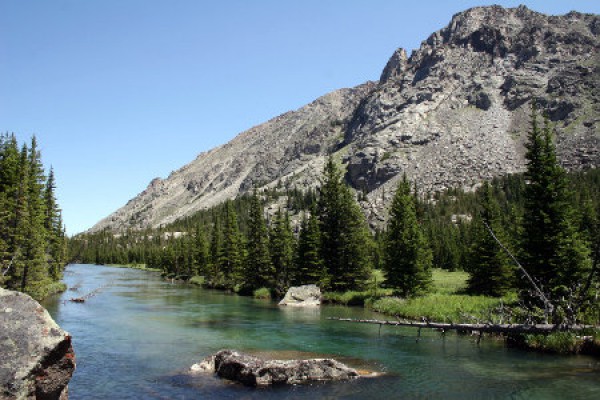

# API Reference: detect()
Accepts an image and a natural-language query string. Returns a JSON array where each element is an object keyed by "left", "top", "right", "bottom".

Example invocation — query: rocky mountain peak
[
  {"left": 380, "top": 48, "right": 408, "bottom": 83},
  {"left": 343, "top": 5, "right": 598, "bottom": 219},
  {"left": 89, "top": 5, "right": 599, "bottom": 233}
]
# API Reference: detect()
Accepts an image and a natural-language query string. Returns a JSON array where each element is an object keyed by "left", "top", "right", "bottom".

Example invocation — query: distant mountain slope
[
  {"left": 90, "top": 5, "right": 598, "bottom": 232},
  {"left": 90, "top": 83, "right": 375, "bottom": 231}
]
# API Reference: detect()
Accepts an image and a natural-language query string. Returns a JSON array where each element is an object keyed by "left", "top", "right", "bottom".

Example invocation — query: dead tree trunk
[{"left": 327, "top": 317, "right": 597, "bottom": 335}]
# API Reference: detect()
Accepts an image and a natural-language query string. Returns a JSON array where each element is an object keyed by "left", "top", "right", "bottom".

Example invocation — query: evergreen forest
[
  {"left": 69, "top": 111, "right": 599, "bottom": 324},
  {"left": 0, "top": 134, "right": 68, "bottom": 299}
]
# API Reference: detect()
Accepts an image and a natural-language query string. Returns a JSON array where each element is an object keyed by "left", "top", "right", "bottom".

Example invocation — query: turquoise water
[{"left": 42, "top": 264, "right": 600, "bottom": 399}]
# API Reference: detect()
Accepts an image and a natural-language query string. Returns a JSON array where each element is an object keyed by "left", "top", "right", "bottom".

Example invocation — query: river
[{"left": 41, "top": 264, "right": 600, "bottom": 399}]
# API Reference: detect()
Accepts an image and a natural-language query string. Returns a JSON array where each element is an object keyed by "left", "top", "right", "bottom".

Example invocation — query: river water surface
[{"left": 42, "top": 264, "right": 600, "bottom": 399}]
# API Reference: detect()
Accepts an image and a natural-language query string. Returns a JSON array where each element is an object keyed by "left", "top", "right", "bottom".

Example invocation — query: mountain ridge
[{"left": 90, "top": 5, "right": 599, "bottom": 233}]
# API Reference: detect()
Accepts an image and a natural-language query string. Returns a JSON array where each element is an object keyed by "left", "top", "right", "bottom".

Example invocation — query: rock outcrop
[
  {"left": 344, "top": 5, "right": 599, "bottom": 209},
  {"left": 0, "top": 288, "right": 75, "bottom": 400},
  {"left": 278, "top": 284, "right": 321, "bottom": 307},
  {"left": 89, "top": 5, "right": 599, "bottom": 233},
  {"left": 191, "top": 350, "right": 358, "bottom": 386}
]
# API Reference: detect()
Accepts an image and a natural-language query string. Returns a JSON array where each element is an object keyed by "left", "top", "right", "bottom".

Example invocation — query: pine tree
[
  {"left": 11, "top": 139, "right": 51, "bottom": 296},
  {"left": 44, "top": 167, "right": 66, "bottom": 280},
  {"left": 161, "top": 246, "right": 176, "bottom": 275},
  {"left": 318, "top": 157, "right": 344, "bottom": 290},
  {"left": 220, "top": 200, "right": 244, "bottom": 286},
  {"left": 180, "top": 235, "right": 194, "bottom": 278},
  {"left": 0, "top": 191, "right": 9, "bottom": 285},
  {"left": 296, "top": 208, "right": 324, "bottom": 285},
  {"left": 383, "top": 176, "right": 432, "bottom": 297},
  {"left": 0, "top": 135, "right": 21, "bottom": 275},
  {"left": 337, "top": 187, "right": 373, "bottom": 290},
  {"left": 270, "top": 208, "right": 295, "bottom": 295},
  {"left": 8, "top": 144, "right": 31, "bottom": 291},
  {"left": 27, "top": 137, "right": 52, "bottom": 295},
  {"left": 244, "top": 191, "right": 273, "bottom": 290},
  {"left": 209, "top": 213, "right": 223, "bottom": 278},
  {"left": 467, "top": 182, "right": 514, "bottom": 296},
  {"left": 521, "top": 107, "right": 591, "bottom": 300},
  {"left": 193, "top": 225, "right": 209, "bottom": 276},
  {"left": 317, "top": 157, "right": 372, "bottom": 291}
]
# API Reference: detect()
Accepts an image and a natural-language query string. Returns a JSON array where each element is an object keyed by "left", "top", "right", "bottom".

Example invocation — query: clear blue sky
[{"left": 2, "top": 0, "right": 599, "bottom": 234}]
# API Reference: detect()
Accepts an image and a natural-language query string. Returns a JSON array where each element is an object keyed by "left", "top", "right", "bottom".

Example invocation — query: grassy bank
[
  {"left": 364, "top": 268, "right": 515, "bottom": 323},
  {"left": 367, "top": 294, "right": 511, "bottom": 323},
  {"left": 353, "top": 268, "right": 599, "bottom": 356},
  {"left": 323, "top": 268, "right": 500, "bottom": 320},
  {"left": 508, "top": 331, "right": 600, "bottom": 356}
]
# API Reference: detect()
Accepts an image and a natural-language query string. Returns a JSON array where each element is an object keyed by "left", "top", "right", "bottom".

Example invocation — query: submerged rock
[
  {"left": 278, "top": 284, "right": 321, "bottom": 307},
  {"left": 191, "top": 349, "right": 359, "bottom": 386},
  {"left": 0, "top": 288, "right": 75, "bottom": 400}
]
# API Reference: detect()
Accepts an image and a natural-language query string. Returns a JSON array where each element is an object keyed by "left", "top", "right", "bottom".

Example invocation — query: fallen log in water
[
  {"left": 69, "top": 297, "right": 85, "bottom": 303},
  {"left": 62, "top": 280, "right": 116, "bottom": 305},
  {"left": 327, "top": 317, "right": 597, "bottom": 335}
]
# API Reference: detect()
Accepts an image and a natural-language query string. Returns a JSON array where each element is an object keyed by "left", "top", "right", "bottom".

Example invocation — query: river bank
[
  {"left": 102, "top": 263, "right": 600, "bottom": 357},
  {"left": 42, "top": 264, "right": 600, "bottom": 398}
]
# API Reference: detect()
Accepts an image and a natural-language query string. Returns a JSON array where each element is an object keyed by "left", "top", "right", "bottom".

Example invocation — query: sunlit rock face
[{"left": 90, "top": 5, "right": 599, "bottom": 233}]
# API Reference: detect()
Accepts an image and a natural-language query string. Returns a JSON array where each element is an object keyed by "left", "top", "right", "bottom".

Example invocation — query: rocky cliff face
[
  {"left": 343, "top": 5, "right": 599, "bottom": 224},
  {"left": 0, "top": 288, "right": 75, "bottom": 400},
  {"left": 90, "top": 5, "right": 599, "bottom": 232}
]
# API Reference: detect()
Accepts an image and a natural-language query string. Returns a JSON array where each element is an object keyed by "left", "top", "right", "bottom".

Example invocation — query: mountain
[
  {"left": 90, "top": 5, "right": 599, "bottom": 233},
  {"left": 91, "top": 83, "right": 375, "bottom": 231}
]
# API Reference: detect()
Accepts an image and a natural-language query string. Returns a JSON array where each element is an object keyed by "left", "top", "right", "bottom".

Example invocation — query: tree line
[
  {"left": 71, "top": 157, "right": 374, "bottom": 296},
  {"left": 70, "top": 108, "right": 599, "bottom": 321},
  {"left": 0, "top": 134, "right": 68, "bottom": 299}
]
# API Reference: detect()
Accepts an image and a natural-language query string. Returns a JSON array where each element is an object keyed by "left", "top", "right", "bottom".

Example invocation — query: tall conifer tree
[
  {"left": 245, "top": 191, "right": 273, "bottom": 290},
  {"left": 270, "top": 208, "right": 295, "bottom": 294},
  {"left": 44, "top": 167, "right": 65, "bottom": 279},
  {"left": 521, "top": 107, "right": 591, "bottom": 300},
  {"left": 220, "top": 200, "right": 244, "bottom": 286},
  {"left": 193, "top": 225, "right": 209, "bottom": 276},
  {"left": 296, "top": 208, "right": 323, "bottom": 285},
  {"left": 383, "top": 175, "right": 432, "bottom": 297},
  {"left": 318, "top": 157, "right": 372, "bottom": 291},
  {"left": 467, "top": 182, "right": 514, "bottom": 296},
  {"left": 209, "top": 213, "right": 223, "bottom": 279}
]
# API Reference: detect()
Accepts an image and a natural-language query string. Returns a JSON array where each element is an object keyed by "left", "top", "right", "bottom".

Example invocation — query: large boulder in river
[
  {"left": 0, "top": 288, "right": 75, "bottom": 400},
  {"left": 278, "top": 284, "right": 321, "bottom": 307},
  {"left": 191, "top": 349, "right": 358, "bottom": 386}
]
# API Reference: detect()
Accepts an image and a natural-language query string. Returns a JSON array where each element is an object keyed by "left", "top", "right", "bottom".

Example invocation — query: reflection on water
[{"left": 42, "top": 265, "right": 600, "bottom": 399}]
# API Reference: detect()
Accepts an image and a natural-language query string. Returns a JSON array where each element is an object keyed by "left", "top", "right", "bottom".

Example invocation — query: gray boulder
[
  {"left": 191, "top": 350, "right": 358, "bottom": 386},
  {"left": 278, "top": 284, "right": 321, "bottom": 307},
  {"left": 0, "top": 288, "right": 75, "bottom": 400}
]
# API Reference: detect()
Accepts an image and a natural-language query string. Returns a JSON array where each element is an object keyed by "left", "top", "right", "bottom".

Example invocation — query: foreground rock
[
  {"left": 278, "top": 284, "right": 321, "bottom": 307},
  {"left": 191, "top": 350, "right": 358, "bottom": 386},
  {"left": 0, "top": 288, "right": 75, "bottom": 400}
]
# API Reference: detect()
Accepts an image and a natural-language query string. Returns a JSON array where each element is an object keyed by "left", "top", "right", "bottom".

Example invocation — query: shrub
[
  {"left": 253, "top": 287, "right": 271, "bottom": 300},
  {"left": 189, "top": 276, "right": 205, "bottom": 286}
]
